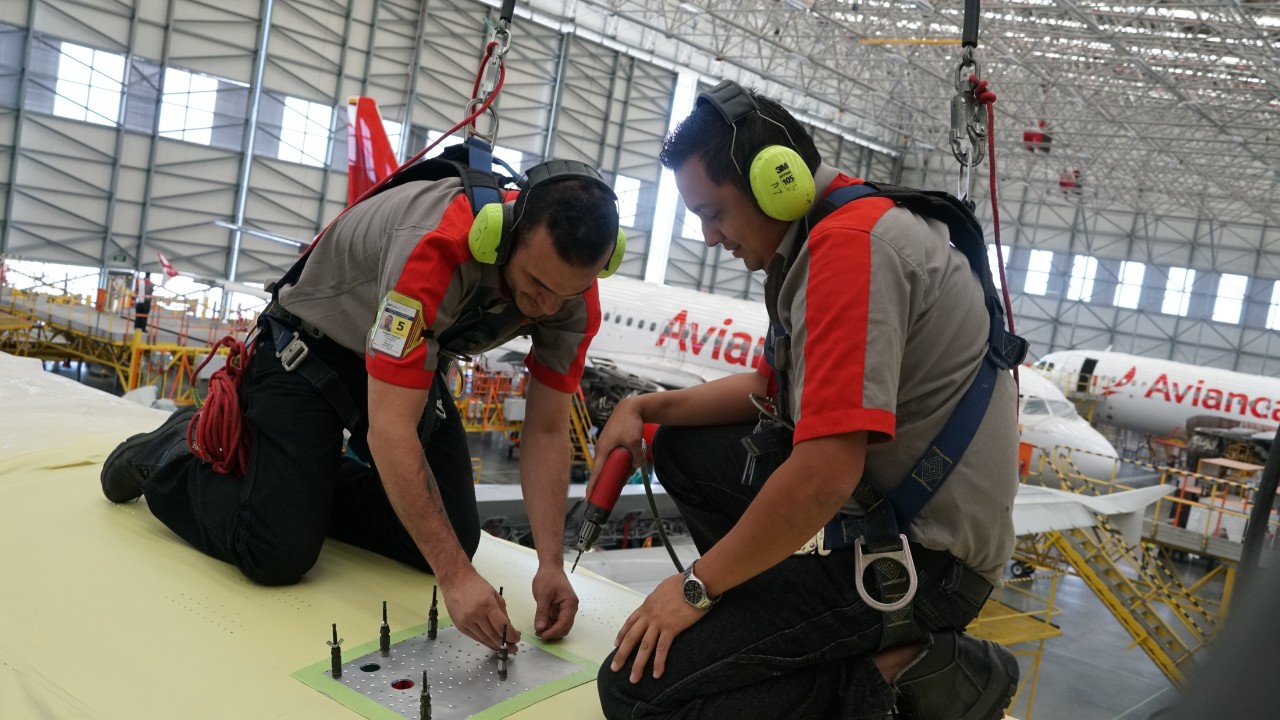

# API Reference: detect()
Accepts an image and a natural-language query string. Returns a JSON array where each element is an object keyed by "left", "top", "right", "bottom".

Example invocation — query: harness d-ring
[{"left": 854, "top": 534, "right": 919, "bottom": 613}]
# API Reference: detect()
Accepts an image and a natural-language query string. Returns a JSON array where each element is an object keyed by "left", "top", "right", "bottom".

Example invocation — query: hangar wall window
[
  {"left": 1213, "top": 273, "right": 1249, "bottom": 324},
  {"left": 1023, "top": 249, "right": 1053, "bottom": 296},
  {"left": 1113, "top": 261, "right": 1145, "bottom": 309},
  {"left": 986, "top": 245, "right": 1003, "bottom": 290},
  {"left": 1266, "top": 282, "right": 1280, "bottom": 330},
  {"left": 278, "top": 96, "right": 333, "bottom": 167},
  {"left": 53, "top": 41, "right": 124, "bottom": 126},
  {"left": 158, "top": 68, "right": 218, "bottom": 145},
  {"left": 383, "top": 119, "right": 403, "bottom": 159},
  {"left": 425, "top": 130, "right": 523, "bottom": 174},
  {"left": 1066, "top": 255, "right": 1097, "bottom": 301},
  {"left": 613, "top": 175, "right": 642, "bottom": 228},
  {"left": 681, "top": 206, "right": 704, "bottom": 241},
  {"left": 1161, "top": 266, "right": 1195, "bottom": 317}
]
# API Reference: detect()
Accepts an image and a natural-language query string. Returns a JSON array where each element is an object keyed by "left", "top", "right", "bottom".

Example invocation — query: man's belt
[{"left": 794, "top": 517, "right": 992, "bottom": 612}]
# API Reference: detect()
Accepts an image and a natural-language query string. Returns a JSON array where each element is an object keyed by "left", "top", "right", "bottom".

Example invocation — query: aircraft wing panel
[
  {"left": 1072, "top": 484, "right": 1175, "bottom": 516},
  {"left": 1012, "top": 485, "right": 1101, "bottom": 535}
]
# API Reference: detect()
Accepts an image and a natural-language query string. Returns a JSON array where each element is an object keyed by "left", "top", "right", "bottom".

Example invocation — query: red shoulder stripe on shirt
[{"left": 797, "top": 194, "right": 897, "bottom": 435}]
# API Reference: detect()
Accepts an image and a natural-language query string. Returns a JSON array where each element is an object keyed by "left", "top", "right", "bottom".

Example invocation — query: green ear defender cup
[
  {"left": 748, "top": 145, "right": 815, "bottom": 222},
  {"left": 597, "top": 229, "right": 627, "bottom": 278},
  {"left": 697, "top": 79, "right": 817, "bottom": 221},
  {"left": 467, "top": 158, "right": 626, "bottom": 275},
  {"left": 468, "top": 202, "right": 514, "bottom": 265}
]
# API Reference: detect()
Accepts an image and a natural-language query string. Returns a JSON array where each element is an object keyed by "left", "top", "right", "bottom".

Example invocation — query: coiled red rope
[{"left": 188, "top": 335, "right": 254, "bottom": 476}]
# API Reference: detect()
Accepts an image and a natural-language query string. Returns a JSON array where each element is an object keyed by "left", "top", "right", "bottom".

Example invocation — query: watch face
[
  {"left": 680, "top": 573, "right": 701, "bottom": 602},
  {"left": 683, "top": 577, "right": 704, "bottom": 606}
]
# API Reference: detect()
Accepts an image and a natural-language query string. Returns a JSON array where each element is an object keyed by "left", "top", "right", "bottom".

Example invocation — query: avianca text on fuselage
[
  {"left": 1124, "top": 366, "right": 1280, "bottom": 423},
  {"left": 655, "top": 309, "right": 766, "bottom": 369}
]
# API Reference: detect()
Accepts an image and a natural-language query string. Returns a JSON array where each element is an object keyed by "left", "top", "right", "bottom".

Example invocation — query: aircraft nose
[{"left": 1050, "top": 424, "right": 1120, "bottom": 482}]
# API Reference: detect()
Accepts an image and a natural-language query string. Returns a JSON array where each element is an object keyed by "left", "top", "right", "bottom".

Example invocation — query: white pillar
[{"left": 643, "top": 70, "right": 700, "bottom": 286}]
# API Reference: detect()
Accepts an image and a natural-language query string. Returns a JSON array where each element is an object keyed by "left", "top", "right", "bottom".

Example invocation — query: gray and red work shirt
[
  {"left": 758, "top": 165, "right": 1019, "bottom": 584},
  {"left": 278, "top": 177, "right": 600, "bottom": 392}
]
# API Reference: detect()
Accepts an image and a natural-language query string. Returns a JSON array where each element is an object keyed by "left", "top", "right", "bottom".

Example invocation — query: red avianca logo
[
  {"left": 1101, "top": 366, "right": 1136, "bottom": 397},
  {"left": 1141, "top": 371, "right": 1280, "bottom": 422},
  {"left": 655, "top": 310, "right": 765, "bottom": 368}
]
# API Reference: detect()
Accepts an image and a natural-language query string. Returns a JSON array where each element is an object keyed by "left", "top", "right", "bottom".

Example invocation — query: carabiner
[{"left": 465, "top": 98, "right": 501, "bottom": 144}]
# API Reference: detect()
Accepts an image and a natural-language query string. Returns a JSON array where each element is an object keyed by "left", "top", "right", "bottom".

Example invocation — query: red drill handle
[{"left": 586, "top": 446, "right": 634, "bottom": 515}]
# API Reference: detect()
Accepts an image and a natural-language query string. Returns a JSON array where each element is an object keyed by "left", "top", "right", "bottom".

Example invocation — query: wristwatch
[{"left": 681, "top": 561, "right": 719, "bottom": 610}]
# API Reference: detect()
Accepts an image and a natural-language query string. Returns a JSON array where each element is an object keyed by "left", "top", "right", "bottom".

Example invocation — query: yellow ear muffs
[
  {"left": 748, "top": 145, "right": 816, "bottom": 222},
  {"left": 597, "top": 229, "right": 627, "bottom": 278},
  {"left": 468, "top": 202, "right": 513, "bottom": 264}
]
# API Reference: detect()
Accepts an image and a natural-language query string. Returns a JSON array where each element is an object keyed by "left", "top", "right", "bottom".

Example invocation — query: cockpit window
[
  {"left": 1022, "top": 398, "right": 1049, "bottom": 415},
  {"left": 1047, "top": 399, "right": 1079, "bottom": 419}
]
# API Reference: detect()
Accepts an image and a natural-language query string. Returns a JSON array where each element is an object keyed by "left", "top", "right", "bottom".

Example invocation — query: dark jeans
[
  {"left": 142, "top": 332, "right": 479, "bottom": 585},
  {"left": 597, "top": 425, "right": 984, "bottom": 720}
]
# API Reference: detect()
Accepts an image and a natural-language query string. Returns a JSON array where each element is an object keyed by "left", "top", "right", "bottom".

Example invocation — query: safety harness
[{"left": 748, "top": 180, "right": 1028, "bottom": 648}]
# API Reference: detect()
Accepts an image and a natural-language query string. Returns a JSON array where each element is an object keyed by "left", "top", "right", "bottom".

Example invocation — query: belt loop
[{"left": 939, "top": 556, "right": 964, "bottom": 595}]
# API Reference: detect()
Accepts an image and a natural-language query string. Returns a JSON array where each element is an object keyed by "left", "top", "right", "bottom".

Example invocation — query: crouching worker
[
  {"left": 590, "top": 81, "right": 1025, "bottom": 719},
  {"left": 102, "top": 152, "right": 625, "bottom": 653}
]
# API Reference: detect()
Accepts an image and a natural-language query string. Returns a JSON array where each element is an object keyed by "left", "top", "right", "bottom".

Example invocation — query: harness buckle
[
  {"left": 277, "top": 331, "right": 309, "bottom": 372},
  {"left": 854, "top": 534, "right": 919, "bottom": 613},
  {"left": 793, "top": 526, "right": 833, "bottom": 557}
]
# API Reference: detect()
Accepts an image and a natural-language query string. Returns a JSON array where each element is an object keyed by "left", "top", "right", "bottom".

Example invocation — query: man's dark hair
[
  {"left": 514, "top": 176, "right": 620, "bottom": 268},
  {"left": 659, "top": 88, "right": 821, "bottom": 197}
]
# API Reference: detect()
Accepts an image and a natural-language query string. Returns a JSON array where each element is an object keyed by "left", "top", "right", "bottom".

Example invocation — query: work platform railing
[{"left": 1, "top": 282, "right": 252, "bottom": 404}]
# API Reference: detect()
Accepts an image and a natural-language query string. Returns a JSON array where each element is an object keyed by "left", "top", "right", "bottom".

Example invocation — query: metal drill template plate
[{"left": 296, "top": 623, "right": 596, "bottom": 720}]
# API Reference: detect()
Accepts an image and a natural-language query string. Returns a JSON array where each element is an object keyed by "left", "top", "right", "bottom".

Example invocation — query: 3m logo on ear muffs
[
  {"left": 697, "top": 80, "right": 815, "bottom": 222},
  {"left": 467, "top": 159, "right": 627, "bottom": 278}
]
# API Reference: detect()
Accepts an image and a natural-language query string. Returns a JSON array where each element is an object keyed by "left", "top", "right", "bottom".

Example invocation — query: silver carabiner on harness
[
  {"left": 949, "top": 47, "right": 987, "bottom": 204},
  {"left": 467, "top": 20, "right": 510, "bottom": 144},
  {"left": 854, "top": 534, "right": 919, "bottom": 613}
]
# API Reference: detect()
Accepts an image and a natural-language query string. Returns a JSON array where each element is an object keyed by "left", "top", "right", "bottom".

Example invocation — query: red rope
[
  {"left": 189, "top": 335, "right": 254, "bottom": 477},
  {"left": 970, "top": 74, "right": 1022, "bottom": 401}
]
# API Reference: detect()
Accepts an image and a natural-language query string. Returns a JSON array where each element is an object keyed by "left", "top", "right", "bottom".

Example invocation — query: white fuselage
[
  {"left": 589, "top": 277, "right": 770, "bottom": 388},
  {"left": 1033, "top": 350, "right": 1280, "bottom": 437}
]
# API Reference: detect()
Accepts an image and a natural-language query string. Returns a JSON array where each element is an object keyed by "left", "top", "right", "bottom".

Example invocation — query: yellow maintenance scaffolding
[
  {"left": 1, "top": 280, "right": 251, "bottom": 405},
  {"left": 448, "top": 360, "right": 596, "bottom": 472}
]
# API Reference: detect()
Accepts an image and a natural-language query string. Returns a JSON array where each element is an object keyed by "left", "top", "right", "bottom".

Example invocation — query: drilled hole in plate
[
  {"left": 360, "top": 663, "right": 380, "bottom": 672},
  {"left": 390, "top": 678, "right": 415, "bottom": 690}
]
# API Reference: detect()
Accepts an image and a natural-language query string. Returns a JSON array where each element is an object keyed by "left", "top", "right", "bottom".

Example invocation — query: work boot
[
  {"left": 100, "top": 405, "right": 197, "bottom": 502},
  {"left": 893, "top": 630, "right": 1019, "bottom": 720}
]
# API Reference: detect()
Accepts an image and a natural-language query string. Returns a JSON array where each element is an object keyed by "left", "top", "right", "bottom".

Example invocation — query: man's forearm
[
  {"left": 631, "top": 371, "right": 765, "bottom": 427},
  {"left": 518, "top": 424, "right": 572, "bottom": 567}
]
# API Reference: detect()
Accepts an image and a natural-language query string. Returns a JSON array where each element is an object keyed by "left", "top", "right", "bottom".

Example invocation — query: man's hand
[
  {"left": 586, "top": 395, "right": 645, "bottom": 498},
  {"left": 610, "top": 573, "right": 706, "bottom": 684},
  {"left": 442, "top": 570, "right": 520, "bottom": 653},
  {"left": 532, "top": 565, "right": 579, "bottom": 640}
]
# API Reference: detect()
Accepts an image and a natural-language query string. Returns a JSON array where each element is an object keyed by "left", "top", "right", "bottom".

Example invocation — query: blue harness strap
[{"left": 769, "top": 181, "right": 1027, "bottom": 529}]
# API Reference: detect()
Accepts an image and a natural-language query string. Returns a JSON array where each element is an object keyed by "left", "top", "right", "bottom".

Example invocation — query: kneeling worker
[
  {"left": 102, "top": 154, "right": 624, "bottom": 654},
  {"left": 592, "top": 81, "right": 1023, "bottom": 719}
]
